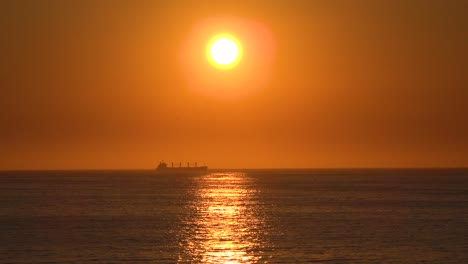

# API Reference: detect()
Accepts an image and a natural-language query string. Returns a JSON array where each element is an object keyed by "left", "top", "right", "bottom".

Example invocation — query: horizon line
[{"left": 1, "top": 167, "right": 467, "bottom": 172}]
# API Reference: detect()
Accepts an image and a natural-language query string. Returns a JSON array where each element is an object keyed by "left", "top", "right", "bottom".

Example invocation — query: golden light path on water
[{"left": 178, "top": 172, "right": 269, "bottom": 263}]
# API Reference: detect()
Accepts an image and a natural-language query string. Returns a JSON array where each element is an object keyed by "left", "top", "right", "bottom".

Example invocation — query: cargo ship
[{"left": 156, "top": 161, "right": 208, "bottom": 174}]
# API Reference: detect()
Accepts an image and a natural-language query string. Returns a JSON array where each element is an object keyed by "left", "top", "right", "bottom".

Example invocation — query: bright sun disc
[
  {"left": 207, "top": 35, "right": 242, "bottom": 69},
  {"left": 210, "top": 38, "right": 238, "bottom": 65}
]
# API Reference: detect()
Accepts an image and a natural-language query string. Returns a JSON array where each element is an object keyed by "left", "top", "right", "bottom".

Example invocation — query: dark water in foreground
[{"left": 1, "top": 169, "right": 467, "bottom": 263}]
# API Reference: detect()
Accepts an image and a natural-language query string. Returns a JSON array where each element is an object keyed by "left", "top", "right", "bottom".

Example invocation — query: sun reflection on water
[{"left": 178, "top": 172, "right": 267, "bottom": 263}]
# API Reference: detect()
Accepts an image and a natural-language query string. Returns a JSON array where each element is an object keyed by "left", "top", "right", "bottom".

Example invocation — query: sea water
[{"left": 0, "top": 169, "right": 467, "bottom": 263}]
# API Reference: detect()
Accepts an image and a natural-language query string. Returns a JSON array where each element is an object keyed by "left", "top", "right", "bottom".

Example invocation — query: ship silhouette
[{"left": 156, "top": 161, "right": 208, "bottom": 174}]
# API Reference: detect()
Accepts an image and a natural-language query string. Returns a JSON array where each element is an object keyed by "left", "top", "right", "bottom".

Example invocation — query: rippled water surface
[{"left": 1, "top": 169, "right": 467, "bottom": 263}]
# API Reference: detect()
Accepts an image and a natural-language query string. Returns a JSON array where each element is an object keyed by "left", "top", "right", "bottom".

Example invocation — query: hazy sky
[{"left": 1, "top": 0, "right": 467, "bottom": 169}]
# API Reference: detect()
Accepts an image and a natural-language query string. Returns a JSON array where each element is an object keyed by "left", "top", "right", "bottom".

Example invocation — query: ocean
[{"left": 0, "top": 169, "right": 467, "bottom": 263}]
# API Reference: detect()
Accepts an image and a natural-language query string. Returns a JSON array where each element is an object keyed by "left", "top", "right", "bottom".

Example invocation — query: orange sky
[{"left": 1, "top": 0, "right": 467, "bottom": 169}]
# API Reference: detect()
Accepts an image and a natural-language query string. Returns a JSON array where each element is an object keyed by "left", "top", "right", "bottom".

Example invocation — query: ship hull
[{"left": 156, "top": 166, "right": 208, "bottom": 175}]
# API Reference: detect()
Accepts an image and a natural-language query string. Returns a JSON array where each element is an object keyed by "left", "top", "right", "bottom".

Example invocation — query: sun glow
[
  {"left": 180, "top": 16, "right": 275, "bottom": 98},
  {"left": 207, "top": 34, "right": 242, "bottom": 69}
]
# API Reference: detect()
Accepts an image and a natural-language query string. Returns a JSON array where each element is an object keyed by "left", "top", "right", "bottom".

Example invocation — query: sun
[
  {"left": 210, "top": 38, "right": 237, "bottom": 64},
  {"left": 207, "top": 34, "right": 242, "bottom": 69}
]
